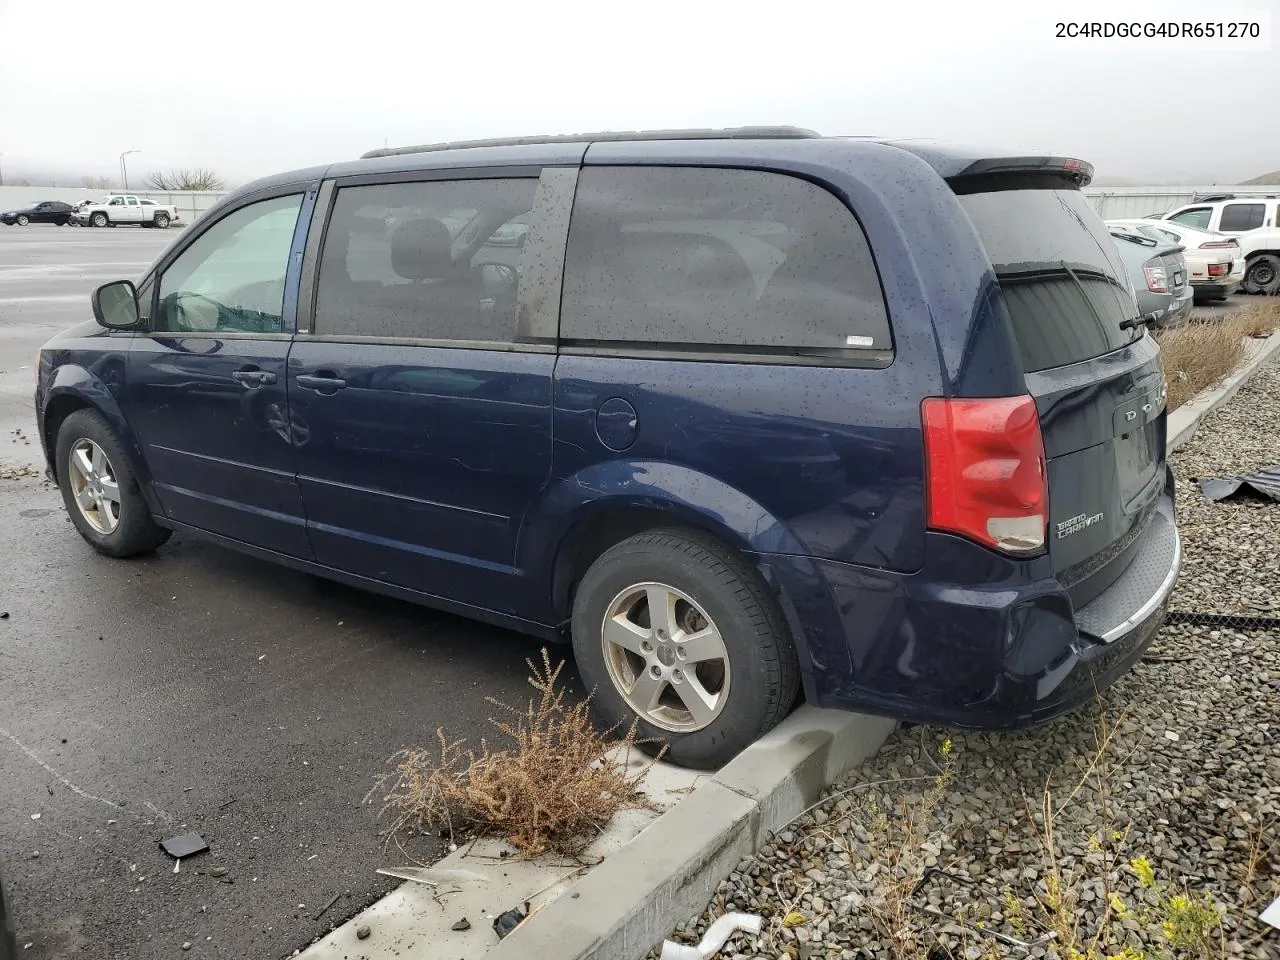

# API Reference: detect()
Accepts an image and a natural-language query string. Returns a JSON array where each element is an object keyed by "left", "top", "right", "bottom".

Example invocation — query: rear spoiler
[{"left": 948, "top": 156, "right": 1094, "bottom": 194}]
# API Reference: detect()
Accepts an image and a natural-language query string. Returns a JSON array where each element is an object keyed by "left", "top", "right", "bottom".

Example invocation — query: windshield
[{"left": 960, "top": 188, "right": 1141, "bottom": 373}]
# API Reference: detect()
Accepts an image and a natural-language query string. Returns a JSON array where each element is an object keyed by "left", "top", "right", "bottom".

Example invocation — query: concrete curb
[
  {"left": 1167, "top": 332, "right": 1280, "bottom": 452},
  {"left": 486, "top": 707, "right": 896, "bottom": 960}
]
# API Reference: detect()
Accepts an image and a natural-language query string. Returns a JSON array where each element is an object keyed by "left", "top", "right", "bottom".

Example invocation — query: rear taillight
[
  {"left": 1143, "top": 262, "right": 1169, "bottom": 293},
  {"left": 1199, "top": 240, "right": 1239, "bottom": 249},
  {"left": 1208, "top": 263, "right": 1230, "bottom": 277},
  {"left": 922, "top": 396, "right": 1048, "bottom": 556}
]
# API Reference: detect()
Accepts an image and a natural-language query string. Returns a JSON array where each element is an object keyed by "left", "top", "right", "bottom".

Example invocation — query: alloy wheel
[
  {"left": 600, "top": 581, "right": 731, "bottom": 732},
  {"left": 67, "top": 438, "right": 121, "bottom": 534}
]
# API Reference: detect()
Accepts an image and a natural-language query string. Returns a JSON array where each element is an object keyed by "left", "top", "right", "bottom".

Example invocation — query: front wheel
[
  {"left": 90, "top": 212, "right": 108, "bottom": 228},
  {"left": 571, "top": 529, "right": 799, "bottom": 770},
  {"left": 15, "top": 215, "right": 28, "bottom": 226},
  {"left": 1242, "top": 255, "right": 1280, "bottom": 295},
  {"left": 55, "top": 410, "right": 171, "bottom": 557}
]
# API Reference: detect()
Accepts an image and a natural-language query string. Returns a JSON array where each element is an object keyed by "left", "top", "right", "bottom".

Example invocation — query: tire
[
  {"left": 571, "top": 529, "right": 799, "bottom": 769},
  {"left": 15, "top": 215, "right": 28, "bottom": 226},
  {"left": 153, "top": 213, "right": 170, "bottom": 229},
  {"left": 1241, "top": 255, "right": 1280, "bottom": 296},
  {"left": 90, "top": 212, "right": 108, "bottom": 228},
  {"left": 55, "top": 409, "right": 170, "bottom": 558}
]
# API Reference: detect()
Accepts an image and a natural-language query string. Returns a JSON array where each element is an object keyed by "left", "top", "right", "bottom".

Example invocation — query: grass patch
[
  {"left": 374, "top": 650, "right": 656, "bottom": 858},
  {"left": 1156, "top": 298, "right": 1280, "bottom": 412}
]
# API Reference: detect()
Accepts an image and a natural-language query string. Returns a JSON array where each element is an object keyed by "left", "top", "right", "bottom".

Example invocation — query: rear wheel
[
  {"left": 55, "top": 410, "right": 170, "bottom": 557},
  {"left": 154, "top": 212, "right": 170, "bottom": 229},
  {"left": 15, "top": 215, "right": 28, "bottom": 226},
  {"left": 1242, "top": 255, "right": 1280, "bottom": 295},
  {"left": 90, "top": 212, "right": 108, "bottom": 228},
  {"left": 570, "top": 529, "right": 799, "bottom": 769}
]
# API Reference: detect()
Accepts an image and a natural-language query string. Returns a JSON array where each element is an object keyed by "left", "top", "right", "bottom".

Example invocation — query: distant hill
[{"left": 1242, "top": 171, "right": 1280, "bottom": 185}]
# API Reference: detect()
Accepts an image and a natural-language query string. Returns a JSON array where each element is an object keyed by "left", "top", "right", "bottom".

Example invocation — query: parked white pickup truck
[
  {"left": 74, "top": 195, "right": 181, "bottom": 229},
  {"left": 1161, "top": 196, "right": 1280, "bottom": 294}
]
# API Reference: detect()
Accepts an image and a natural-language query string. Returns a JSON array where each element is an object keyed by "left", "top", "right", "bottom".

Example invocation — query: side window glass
[
  {"left": 313, "top": 178, "right": 538, "bottom": 342},
  {"left": 157, "top": 194, "right": 302, "bottom": 334},
  {"left": 560, "top": 166, "right": 890, "bottom": 352},
  {"left": 109, "top": 197, "right": 123, "bottom": 206},
  {"left": 1168, "top": 208, "right": 1212, "bottom": 231},
  {"left": 126, "top": 197, "right": 139, "bottom": 207},
  {"left": 1219, "top": 203, "right": 1264, "bottom": 232}
]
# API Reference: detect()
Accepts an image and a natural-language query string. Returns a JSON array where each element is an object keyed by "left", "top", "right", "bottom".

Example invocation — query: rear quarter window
[
  {"left": 560, "top": 166, "right": 890, "bottom": 356},
  {"left": 959, "top": 189, "right": 1139, "bottom": 373},
  {"left": 1219, "top": 203, "right": 1265, "bottom": 232}
]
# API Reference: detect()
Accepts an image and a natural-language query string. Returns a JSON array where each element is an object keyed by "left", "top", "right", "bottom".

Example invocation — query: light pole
[
  {"left": 0, "top": 153, "right": 5, "bottom": 187},
  {"left": 119, "top": 149, "right": 140, "bottom": 190}
]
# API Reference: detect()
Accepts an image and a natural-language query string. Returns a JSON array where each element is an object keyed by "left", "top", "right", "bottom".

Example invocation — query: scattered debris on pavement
[
  {"left": 492, "top": 905, "right": 526, "bottom": 940},
  {"left": 1197, "top": 464, "right": 1280, "bottom": 501},
  {"left": 313, "top": 893, "right": 342, "bottom": 921},
  {"left": 1261, "top": 896, "right": 1280, "bottom": 931},
  {"left": 451, "top": 917, "right": 471, "bottom": 931},
  {"left": 660, "top": 912, "right": 762, "bottom": 960},
  {"left": 160, "top": 833, "right": 209, "bottom": 860},
  {"left": 355, "top": 924, "right": 371, "bottom": 941}
]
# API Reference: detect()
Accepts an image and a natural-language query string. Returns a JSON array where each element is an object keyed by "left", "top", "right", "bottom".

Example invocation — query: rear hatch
[{"left": 955, "top": 175, "right": 1168, "bottom": 607}]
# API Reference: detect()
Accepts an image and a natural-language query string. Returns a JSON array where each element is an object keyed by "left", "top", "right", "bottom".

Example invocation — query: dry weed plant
[
  {"left": 374, "top": 649, "right": 658, "bottom": 858},
  {"left": 1156, "top": 299, "right": 1280, "bottom": 411}
]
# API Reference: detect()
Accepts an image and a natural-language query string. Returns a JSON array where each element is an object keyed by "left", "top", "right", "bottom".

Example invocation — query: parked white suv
[
  {"left": 1160, "top": 196, "right": 1280, "bottom": 294},
  {"left": 73, "top": 195, "right": 181, "bottom": 229}
]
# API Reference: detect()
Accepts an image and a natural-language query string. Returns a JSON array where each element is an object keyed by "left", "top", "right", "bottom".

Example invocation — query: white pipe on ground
[{"left": 658, "top": 913, "right": 763, "bottom": 960}]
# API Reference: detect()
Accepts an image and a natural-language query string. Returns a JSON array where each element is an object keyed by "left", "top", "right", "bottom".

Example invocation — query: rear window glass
[
  {"left": 561, "top": 167, "right": 890, "bottom": 354},
  {"left": 959, "top": 189, "right": 1139, "bottom": 373}
]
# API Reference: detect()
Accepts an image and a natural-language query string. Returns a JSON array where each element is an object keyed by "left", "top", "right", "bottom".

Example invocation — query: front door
[
  {"left": 121, "top": 192, "right": 311, "bottom": 556},
  {"left": 289, "top": 173, "right": 555, "bottom": 612}
]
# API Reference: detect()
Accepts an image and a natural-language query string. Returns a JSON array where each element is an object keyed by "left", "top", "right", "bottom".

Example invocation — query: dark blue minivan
[{"left": 36, "top": 128, "right": 1180, "bottom": 768}]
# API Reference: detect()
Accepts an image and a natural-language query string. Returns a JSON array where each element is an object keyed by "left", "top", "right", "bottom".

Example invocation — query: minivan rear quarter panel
[{"left": 533, "top": 140, "right": 1031, "bottom": 577}]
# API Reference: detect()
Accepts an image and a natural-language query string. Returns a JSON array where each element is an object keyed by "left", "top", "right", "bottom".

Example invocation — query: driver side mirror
[{"left": 92, "top": 280, "right": 141, "bottom": 330}]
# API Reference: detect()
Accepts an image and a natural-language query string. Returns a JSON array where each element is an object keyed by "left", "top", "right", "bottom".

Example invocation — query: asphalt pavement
[{"left": 0, "top": 226, "right": 566, "bottom": 958}]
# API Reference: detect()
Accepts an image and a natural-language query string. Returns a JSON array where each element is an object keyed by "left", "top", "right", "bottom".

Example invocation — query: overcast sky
[{"left": 1, "top": 0, "right": 1276, "bottom": 187}]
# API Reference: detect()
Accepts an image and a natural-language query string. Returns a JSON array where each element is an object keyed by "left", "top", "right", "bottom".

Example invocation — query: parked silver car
[{"left": 1108, "top": 229, "right": 1193, "bottom": 327}]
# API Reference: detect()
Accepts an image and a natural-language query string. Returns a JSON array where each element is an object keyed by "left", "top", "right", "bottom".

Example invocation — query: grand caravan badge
[{"left": 1056, "top": 512, "right": 1104, "bottom": 539}]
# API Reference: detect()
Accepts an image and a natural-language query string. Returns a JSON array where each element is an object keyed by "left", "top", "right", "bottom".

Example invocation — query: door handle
[
  {"left": 296, "top": 374, "right": 348, "bottom": 394},
  {"left": 231, "top": 369, "right": 277, "bottom": 387}
]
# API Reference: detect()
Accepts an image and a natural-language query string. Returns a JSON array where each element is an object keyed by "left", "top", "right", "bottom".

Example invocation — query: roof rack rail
[
  {"left": 1194, "top": 192, "right": 1280, "bottom": 203},
  {"left": 361, "top": 126, "right": 822, "bottom": 160}
]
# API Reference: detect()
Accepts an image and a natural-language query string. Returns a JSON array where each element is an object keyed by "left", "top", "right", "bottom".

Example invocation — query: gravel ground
[{"left": 658, "top": 363, "right": 1280, "bottom": 960}]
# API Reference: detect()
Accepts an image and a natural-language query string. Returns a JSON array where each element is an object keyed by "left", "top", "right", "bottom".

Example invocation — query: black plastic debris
[
  {"left": 493, "top": 906, "right": 526, "bottom": 940},
  {"left": 451, "top": 917, "right": 471, "bottom": 931},
  {"left": 1198, "top": 466, "right": 1280, "bottom": 502},
  {"left": 160, "top": 833, "right": 209, "bottom": 859}
]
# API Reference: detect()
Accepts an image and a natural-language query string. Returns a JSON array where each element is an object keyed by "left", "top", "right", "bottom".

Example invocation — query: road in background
[
  {"left": 0, "top": 226, "right": 175, "bottom": 468},
  {"left": 0, "top": 225, "right": 573, "bottom": 958}
]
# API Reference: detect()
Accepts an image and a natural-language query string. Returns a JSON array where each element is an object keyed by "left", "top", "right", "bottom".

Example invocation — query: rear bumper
[
  {"left": 1154, "top": 286, "right": 1194, "bottom": 325},
  {"left": 1191, "top": 278, "right": 1240, "bottom": 299},
  {"left": 760, "top": 488, "right": 1180, "bottom": 728}
]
